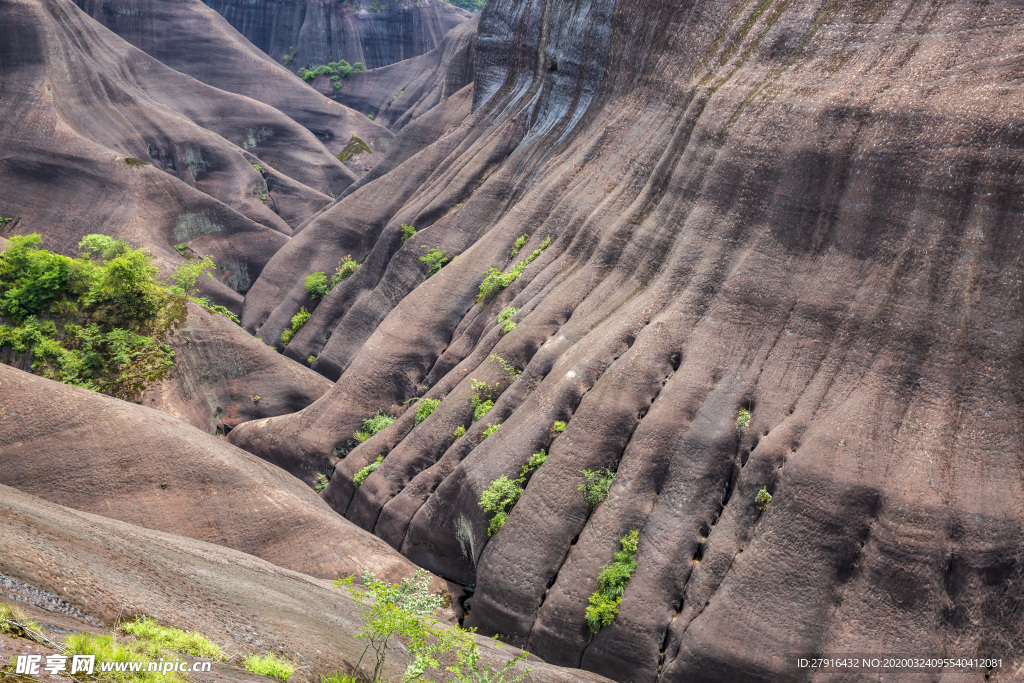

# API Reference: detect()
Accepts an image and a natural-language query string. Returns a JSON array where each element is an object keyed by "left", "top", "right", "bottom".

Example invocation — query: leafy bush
[
  {"left": 479, "top": 450, "right": 546, "bottom": 536},
  {"left": 332, "top": 255, "right": 359, "bottom": 286},
  {"left": 736, "top": 407, "right": 751, "bottom": 434},
  {"left": 401, "top": 223, "right": 418, "bottom": 243},
  {"left": 415, "top": 397, "right": 441, "bottom": 425},
  {"left": 354, "top": 455, "right": 384, "bottom": 488},
  {"left": 120, "top": 616, "right": 224, "bottom": 659},
  {"left": 0, "top": 234, "right": 183, "bottom": 398},
  {"left": 320, "top": 673, "right": 361, "bottom": 683},
  {"left": 297, "top": 59, "right": 365, "bottom": 82},
  {"left": 552, "top": 420, "right": 567, "bottom": 434},
  {"left": 509, "top": 234, "right": 527, "bottom": 259},
  {"left": 336, "top": 571, "right": 527, "bottom": 683},
  {"left": 315, "top": 473, "right": 329, "bottom": 493},
  {"left": 453, "top": 425, "right": 466, "bottom": 439},
  {"left": 501, "top": 319, "right": 516, "bottom": 334},
  {"left": 244, "top": 653, "right": 294, "bottom": 681},
  {"left": 355, "top": 411, "right": 395, "bottom": 443},
  {"left": 584, "top": 530, "right": 640, "bottom": 634},
  {"left": 477, "top": 237, "right": 551, "bottom": 302},
  {"left": 470, "top": 379, "right": 496, "bottom": 421},
  {"left": 498, "top": 306, "right": 516, "bottom": 322},
  {"left": 489, "top": 354, "right": 520, "bottom": 381},
  {"left": 169, "top": 256, "right": 216, "bottom": 298},
  {"left": 280, "top": 306, "right": 310, "bottom": 345},
  {"left": 305, "top": 271, "right": 330, "bottom": 299},
  {"left": 481, "top": 422, "right": 500, "bottom": 439},
  {"left": 308, "top": 354, "right": 317, "bottom": 365},
  {"left": 578, "top": 467, "right": 616, "bottom": 510},
  {"left": 755, "top": 486, "right": 772, "bottom": 511},
  {"left": 420, "top": 247, "right": 450, "bottom": 276}
]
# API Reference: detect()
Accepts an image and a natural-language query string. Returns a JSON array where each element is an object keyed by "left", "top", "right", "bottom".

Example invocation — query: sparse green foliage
[
  {"left": 169, "top": 255, "right": 216, "bottom": 297},
  {"left": 470, "top": 379, "right": 497, "bottom": 421},
  {"left": 415, "top": 397, "right": 441, "bottom": 425},
  {"left": 755, "top": 486, "right": 772, "bottom": 512},
  {"left": 173, "top": 243, "right": 189, "bottom": 255},
  {"left": 481, "top": 422, "right": 500, "bottom": 439},
  {"left": 479, "top": 449, "right": 546, "bottom": 536},
  {"left": 120, "top": 616, "right": 225, "bottom": 659},
  {"left": 252, "top": 163, "right": 264, "bottom": 172},
  {"left": 501, "top": 319, "right": 516, "bottom": 334},
  {"left": 315, "top": 473, "right": 330, "bottom": 493},
  {"left": 498, "top": 306, "right": 516, "bottom": 322},
  {"left": 320, "top": 673, "right": 360, "bottom": 683},
  {"left": 243, "top": 653, "right": 294, "bottom": 681},
  {"left": 332, "top": 255, "right": 359, "bottom": 286},
  {"left": 305, "top": 271, "right": 330, "bottom": 299},
  {"left": 354, "top": 455, "right": 384, "bottom": 488},
  {"left": 337, "top": 136, "right": 373, "bottom": 162},
  {"left": 453, "top": 424, "right": 466, "bottom": 439},
  {"left": 736, "top": 407, "right": 751, "bottom": 434},
  {"left": 585, "top": 530, "right": 639, "bottom": 634},
  {"left": 355, "top": 411, "right": 395, "bottom": 443},
  {"left": 552, "top": 420, "right": 567, "bottom": 434},
  {"left": 253, "top": 395, "right": 261, "bottom": 403},
  {"left": 124, "top": 157, "right": 148, "bottom": 166},
  {"left": 308, "top": 354, "right": 317, "bottom": 365},
  {"left": 392, "top": 90, "right": 404, "bottom": 101},
  {"left": 489, "top": 353, "right": 520, "bottom": 381},
  {"left": 420, "top": 247, "right": 450, "bottom": 275},
  {"left": 298, "top": 60, "right": 366, "bottom": 83},
  {"left": 280, "top": 306, "right": 310, "bottom": 345},
  {"left": 509, "top": 234, "right": 527, "bottom": 259},
  {"left": 477, "top": 237, "right": 551, "bottom": 302},
  {"left": 578, "top": 467, "right": 616, "bottom": 510},
  {"left": 401, "top": 223, "right": 418, "bottom": 243},
  {"left": 66, "top": 632, "right": 185, "bottom": 681},
  {"left": 0, "top": 234, "right": 181, "bottom": 398},
  {"left": 0, "top": 602, "right": 41, "bottom": 638}
]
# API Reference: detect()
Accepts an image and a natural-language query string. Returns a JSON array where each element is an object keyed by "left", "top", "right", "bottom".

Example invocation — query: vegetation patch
[
  {"left": 578, "top": 467, "right": 616, "bottom": 510},
  {"left": 736, "top": 407, "right": 751, "bottom": 434},
  {"left": 480, "top": 422, "right": 501, "bottom": 439},
  {"left": 298, "top": 60, "right": 366, "bottom": 83},
  {"left": 755, "top": 485, "right": 772, "bottom": 511},
  {"left": 280, "top": 306, "right": 310, "bottom": 345},
  {"left": 0, "top": 234, "right": 194, "bottom": 399},
  {"left": 305, "top": 271, "right": 330, "bottom": 299},
  {"left": 479, "top": 449, "right": 546, "bottom": 536},
  {"left": 470, "top": 379, "right": 496, "bottom": 421},
  {"left": 509, "top": 234, "right": 527, "bottom": 259},
  {"left": 453, "top": 425, "right": 466, "bottom": 439},
  {"left": 337, "top": 136, "right": 373, "bottom": 162},
  {"left": 0, "top": 602, "right": 41, "bottom": 639},
  {"left": 119, "top": 616, "right": 224, "bottom": 659},
  {"left": 355, "top": 410, "right": 395, "bottom": 443},
  {"left": 401, "top": 223, "right": 417, "bottom": 243},
  {"left": 552, "top": 420, "right": 567, "bottom": 434},
  {"left": 420, "top": 247, "right": 450, "bottom": 276},
  {"left": 315, "top": 473, "right": 330, "bottom": 493},
  {"left": 353, "top": 455, "right": 384, "bottom": 488},
  {"left": 585, "top": 530, "right": 640, "bottom": 634},
  {"left": 65, "top": 632, "right": 184, "bottom": 682},
  {"left": 477, "top": 237, "right": 551, "bottom": 302},
  {"left": 415, "top": 397, "right": 441, "bottom": 425},
  {"left": 243, "top": 653, "right": 294, "bottom": 681},
  {"left": 123, "top": 157, "right": 148, "bottom": 167},
  {"left": 332, "top": 255, "right": 359, "bottom": 286}
]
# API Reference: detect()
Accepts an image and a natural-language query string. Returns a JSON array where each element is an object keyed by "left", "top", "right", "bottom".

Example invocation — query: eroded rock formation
[{"left": 228, "top": 0, "right": 1024, "bottom": 679}]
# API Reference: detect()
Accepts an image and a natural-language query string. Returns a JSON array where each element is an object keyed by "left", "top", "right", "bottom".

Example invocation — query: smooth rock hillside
[{"left": 228, "top": 0, "right": 1024, "bottom": 679}]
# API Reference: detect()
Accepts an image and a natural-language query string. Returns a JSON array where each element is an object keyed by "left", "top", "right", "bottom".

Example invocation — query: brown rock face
[
  {"left": 229, "top": 0, "right": 1024, "bottom": 679},
  {"left": 204, "top": 0, "right": 470, "bottom": 70}
]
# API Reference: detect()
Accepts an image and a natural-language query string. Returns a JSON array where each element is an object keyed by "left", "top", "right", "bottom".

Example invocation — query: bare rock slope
[{"left": 229, "top": 0, "right": 1024, "bottom": 679}]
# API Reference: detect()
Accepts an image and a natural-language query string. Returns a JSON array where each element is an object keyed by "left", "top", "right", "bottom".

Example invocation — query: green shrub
[
  {"left": 66, "top": 632, "right": 181, "bottom": 682},
  {"left": 280, "top": 306, "right": 310, "bottom": 345},
  {"left": 308, "top": 354, "right": 317, "bottom": 365},
  {"left": 481, "top": 422, "right": 500, "bottom": 439},
  {"left": 120, "top": 616, "right": 224, "bottom": 659},
  {"left": 298, "top": 59, "right": 363, "bottom": 83},
  {"left": 353, "top": 455, "right": 384, "bottom": 488},
  {"left": 315, "top": 473, "right": 330, "bottom": 493},
  {"left": 420, "top": 247, "right": 449, "bottom": 276},
  {"left": 479, "top": 449, "right": 546, "bottom": 536},
  {"left": 489, "top": 354, "right": 520, "bottom": 381},
  {"left": 497, "top": 306, "right": 516, "bottom": 322},
  {"left": 755, "top": 486, "right": 772, "bottom": 511},
  {"left": 354, "top": 410, "right": 395, "bottom": 443},
  {"left": 578, "top": 467, "right": 616, "bottom": 510},
  {"left": 509, "top": 234, "right": 527, "bottom": 259},
  {"left": 502, "top": 319, "right": 516, "bottom": 334},
  {"left": 401, "top": 223, "right": 418, "bottom": 243},
  {"left": 305, "top": 271, "right": 330, "bottom": 299},
  {"left": 331, "top": 255, "right": 359, "bottom": 286},
  {"left": 453, "top": 425, "right": 466, "bottom": 439},
  {"left": 469, "top": 378, "right": 497, "bottom": 422},
  {"left": 736, "top": 408, "right": 751, "bottom": 434},
  {"left": 415, "top": 397, "right": 441, "bottom": 425},
  {"left": 320, "top": 673, "right": 361, "bottom": 683},
  {"left": 552, "top": 420, "right": 567, "bottom": 434},
  {"left": 244, "top": 653, "right": 294, "bottom": 681},
  {"left": 585, "top": 530, "right": 639, "bottom": 634},
  {"left": 169, "top": 255, "right": 216, "bottom": 298},
  {"left": 476, "top": 237, "right": 551, "bottom": 303}
]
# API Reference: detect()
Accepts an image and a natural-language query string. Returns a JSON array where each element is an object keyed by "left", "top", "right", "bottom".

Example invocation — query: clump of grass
[
  {"left": 280, "top": 307, "right": 310, "bottom": 345},
  {"left": 320, "top": 673, "right": 361, "bottom": 683},
  {"left": 481, "top": 422, "right": 501, "bottom": 439},
  {"left": 308, "top": 355, "right": 316, "bottom": 365},
  {"left": 66, "top": 632, "right": 179, "bottom": 682},
  {"left": 736, "top": 407, "right": 751, "bottom": 434},
  {"left": 315, "top": 473, "right": 329, "bottom": 493},
  {"left": 585, "top": 530, "right": 640, "bottom": 634},
  {"left": 0, "top": 602, "right": 41, "bottom": 638},
  {"left": 244, "top": 653, "right": 294, "bottom": 681},
  {"left": 552, "top": 420, "right": 567, "bottom": 434},
  {"left": 354, "top": 410, "right": 395, "bottom": 443},
  {"left": 578, "top": 467, "right": 616, "bottom": 510},
  {"left": 354, "top": 455, "right": 384, "bottom": 488},
  {"left": 331, "top": 255, "right": 359, "bottom": 287},
  {"left": 509, "top": 234, "right": 527, "bottom": 259},
  {"left": 453, "top": 425, "right": 466, "bottom": 439},
  {"left": 120, "top": 616, "right": 224, "bottom": 659},
  {"left": 124, "top": 157, "right": 148, "bottom": 166},
  {"left": 415, "top": 397, "right": 441, "bottom": 425},
  {"left": 479, "top": 449, "right": 546, "bottom": 535},
  {"left": 401, "top": 223, "right": 417, "bottom": 243},
  {"left": 755, "top": 486, "right": 772, "bottom": 512},
  {"left": 420, "top": 247, "right": 450, "bottom": 276}
]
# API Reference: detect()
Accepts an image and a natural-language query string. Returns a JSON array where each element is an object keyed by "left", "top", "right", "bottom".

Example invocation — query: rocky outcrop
[
  {"left": 0, "top": 483, "right": 611, "bottom": 683},
  {"left": 229, "top": 0, "right": 1024, "bottom": 678},
  {"left": 205, "top": 0, "right": 470, "bottom": 71}
]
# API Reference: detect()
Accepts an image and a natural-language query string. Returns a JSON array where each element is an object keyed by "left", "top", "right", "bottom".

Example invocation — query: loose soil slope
[{"left": 230, "top": 0, "right": 1024, "bottom": 679}]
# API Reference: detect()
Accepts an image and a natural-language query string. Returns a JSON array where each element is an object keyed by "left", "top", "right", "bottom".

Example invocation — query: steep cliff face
[
  {"left": 204, "top": 0, "right": 470, "bottom": 70},
  {"left": 230, "top": 0, "right": 1024, "bottom": 679}
]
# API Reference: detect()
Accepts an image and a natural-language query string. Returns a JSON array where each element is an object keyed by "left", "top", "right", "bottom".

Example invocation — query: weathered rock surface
[
  {"left": 205, "top": 0, "right": 469, "bottom": 71},
  {"left": 0, "top": 364, "right": 410, "bottom": 583},
  {"left": 71, "top": 0, "right": 390, "bottom": 154},
  {"left": 0, "top": 483, "right": 612, "bottom": 683},
  {"left": 141, "top": 302, "right": 333, "bottom": 434},
  {"left": 229, "top": 0, "right": 1024, "bottom": 679}
]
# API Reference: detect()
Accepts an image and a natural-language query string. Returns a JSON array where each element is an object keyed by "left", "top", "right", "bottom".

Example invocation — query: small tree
[
  {"left": 578, "top": 467, "right": 616, "bottom": 510},
  {"left": 170, "top": 256, "right": 217, "bottom": 298}
]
